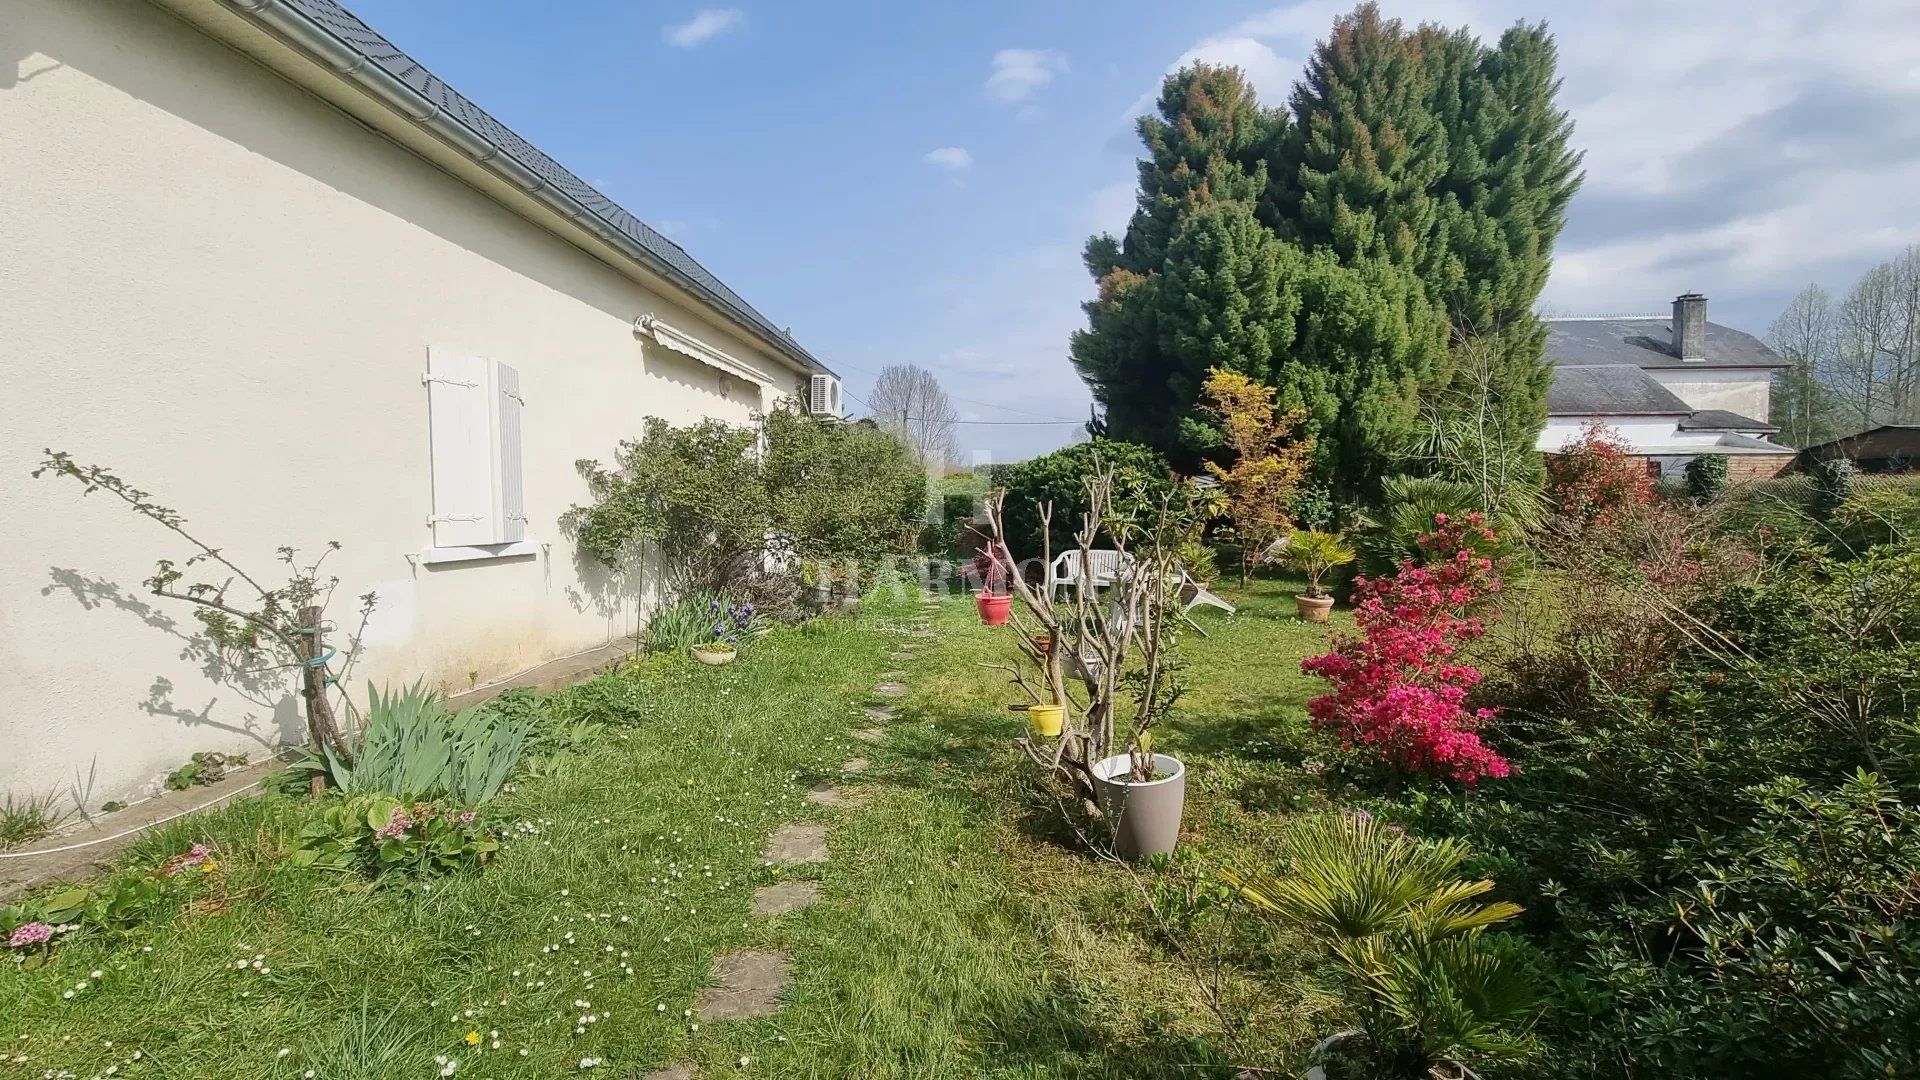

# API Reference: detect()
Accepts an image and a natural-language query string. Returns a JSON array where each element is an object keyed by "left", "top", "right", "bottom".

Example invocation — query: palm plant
[
  {"left": 1223, "top": 812, "right": 1539, "bottom": 1078},
  {"left": 1277, "top": 530, "right": 1356, "bottom": 598}
]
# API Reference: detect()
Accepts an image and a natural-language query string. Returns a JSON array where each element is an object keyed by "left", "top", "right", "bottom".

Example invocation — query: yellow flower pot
[{"left": 1027, "top": 704, "right": 1064, "bottom": 738}]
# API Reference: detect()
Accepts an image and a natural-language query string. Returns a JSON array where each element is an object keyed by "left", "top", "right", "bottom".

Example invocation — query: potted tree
[
  {"left": 985, "top": 465, "right": 1198, "bottom": 858},
  {"left": 972, "top": 551, "right": 1012, "bottom": 626},
  {"left": 1278, "top": 529, "right": 1356, "bottom": 623}
]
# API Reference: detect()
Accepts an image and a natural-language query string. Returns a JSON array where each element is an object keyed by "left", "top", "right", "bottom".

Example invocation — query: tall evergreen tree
[
  {"left": 1072, "top": 4, "right": 1580, "bottom": 499},
  {"left": 1073, "top": 67, "right": 1282, "bottom": 455}
]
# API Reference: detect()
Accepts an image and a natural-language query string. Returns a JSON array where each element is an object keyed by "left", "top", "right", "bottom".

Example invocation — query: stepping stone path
[
  {"left": 641, "top": 1065, "right": 698, "bottom": 1080},
  {"left": 751, "top": 880, "right": 821, "bottom": 917},
  {"left": 693, "top": 612, "right": 928, "bottom": 1041},
  {"left": 806, "top": 784, "right": 862, "bottom": 808},
  {"left": 764, "top": 823, "right": 829, "bottom": 864},
  {"left": 693, "top": 950, "right": 790, "bottom": 1020}
]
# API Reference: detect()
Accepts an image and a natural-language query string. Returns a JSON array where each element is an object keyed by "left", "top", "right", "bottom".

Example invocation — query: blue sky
[{"left": 356, "top": 1, "right": 1920, "bottom": 461}]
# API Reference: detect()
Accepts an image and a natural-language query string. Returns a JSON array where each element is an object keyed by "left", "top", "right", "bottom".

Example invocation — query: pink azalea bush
[{"left": 1301, "top": 512, "right": 1510, "bottom": 783}]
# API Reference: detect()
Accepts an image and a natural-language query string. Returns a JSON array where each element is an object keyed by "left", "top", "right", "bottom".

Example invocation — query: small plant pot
[
  {"left": 976, "top": 591, "right": 1012, "bottom": 626},
  {"left": 1296, "top": 593, "right": 1335, "bottom": 623},
  {"left": 691, "top": 645, "right": 737, "bottom": 666},
  {"left": 1090, "top": 753, "right": 1187, "bottom": 859},
  {"left": 1032, "top": 633, "right": 1053, "bottom": 653},
  {"left": 1026, "top": 703, "right": 1064, "bottom": 738}
]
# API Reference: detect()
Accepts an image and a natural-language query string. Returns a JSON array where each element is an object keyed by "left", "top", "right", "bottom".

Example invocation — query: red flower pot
[{"left": 975, "top": 591, "right": 1012, "bottom": 626}]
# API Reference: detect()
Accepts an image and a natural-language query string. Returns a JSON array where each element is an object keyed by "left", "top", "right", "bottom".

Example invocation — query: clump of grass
[{"left": 1, "top": 789, "right": 67, "bottom": 849}]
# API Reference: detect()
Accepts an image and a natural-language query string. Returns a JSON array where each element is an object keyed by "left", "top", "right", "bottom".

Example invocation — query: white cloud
[
  {"left": 1123, "top": 0, "right": 1920, "bottom": 328},
  {"left": 987, "top": 48, "right": 1070, "bottom": 103},
  {"left": 1124, "top": 35, "right": 1297, "bottom": 120},
  {"left": 923, "top": 146, "right": 973, "bottom": 172},
  {"left": 662, "top": 9, "right": 745, "bottom": 49}
]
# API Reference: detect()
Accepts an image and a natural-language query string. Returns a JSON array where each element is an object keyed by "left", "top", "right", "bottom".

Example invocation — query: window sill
[{"left": 423, "top": 540, "right": 541, "bottom": 566}]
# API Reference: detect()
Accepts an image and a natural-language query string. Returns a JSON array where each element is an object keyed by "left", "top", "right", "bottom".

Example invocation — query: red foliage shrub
[
  {"left": 1301, "top": 513, "right": 1509, "bottom": 783},
  {"left": 1545, "top": 420, "right": 1656, "bottom": 528}
]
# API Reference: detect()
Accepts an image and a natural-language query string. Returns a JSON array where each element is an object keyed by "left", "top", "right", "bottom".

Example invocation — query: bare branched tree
[
  {"left": 868, "top": 363, "right": 959, "bottom": 469},
  {"left": 1767, "top": 284, "right": 1843, "bottom": 448}
]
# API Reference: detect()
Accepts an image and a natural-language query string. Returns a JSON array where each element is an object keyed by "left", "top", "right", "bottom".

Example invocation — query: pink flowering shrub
[{"left": 1301, "top": 512, "right": 1510, "bottom": 783}]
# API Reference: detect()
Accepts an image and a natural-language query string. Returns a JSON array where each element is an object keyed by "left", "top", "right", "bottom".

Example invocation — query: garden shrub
[
  {"left": 1683, "top": 452, "right": 1728, "bottom": 502},
  {"left": 1832, "top": 478, "right": 1920, "bottom": 550},
  {"left": 1428, "top": 538, "right": 1920, "bottom": 1075},
  {"left": 997, "top": 438, "right": 1173, "bottom": 559},
  {"left": 1302, "top": 513, "right": 1509, "bottom": 783},
  {"left": 288, "top": 795, "right": 497, "bottom": 879},
  {"left": 1543, "top": 420, "right": 1654, "bottom": 529},
  {"left": 762, "top": 406, "right": 925, "bottom": 580}
]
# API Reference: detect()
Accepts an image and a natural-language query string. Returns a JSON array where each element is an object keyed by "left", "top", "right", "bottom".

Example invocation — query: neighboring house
[
  {"left": 1539, "top": 294, "right": 1796, "bottom": 481},
  {"left": 3, "top": 0, "right": 844, "bottom": 803},
  {"left": 1795, "top": 425, "right": 1920, "bottom": 474}
]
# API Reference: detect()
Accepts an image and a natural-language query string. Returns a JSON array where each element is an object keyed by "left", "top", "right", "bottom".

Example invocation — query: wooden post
[{"left": 296, "top": 604, "right": 346, "bottom": 797}]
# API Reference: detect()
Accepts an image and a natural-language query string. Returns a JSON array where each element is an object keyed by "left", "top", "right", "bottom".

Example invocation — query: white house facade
[
  {"left": 2, "top": 0, "right": 842, "bottom": 804},
  {"left": 1537, "top": 294, "right": 1795, "bottom": 479}
]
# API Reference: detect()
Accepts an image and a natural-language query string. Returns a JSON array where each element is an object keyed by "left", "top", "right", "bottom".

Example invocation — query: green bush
[
  {"left": 287, "top": 795, "right": 497, "bottom": 879},
  {"left": 643, "top": 591, "right": 722, "bottom": 655},
  {"left": 1683, "top": 453, "right": 1728, "bottom": 501},
  {"left": 1833, "top": 478, "right": 1920, "bottom": 550},
  {"left": 763, "top": 407, "right": 925, "bottom": 577},
  {"left": 1431, "top": 539, "right": 1920, "bottom": 1075},
  {"left": 997, "top": 438, "right": 1172, "bottom": 558}
]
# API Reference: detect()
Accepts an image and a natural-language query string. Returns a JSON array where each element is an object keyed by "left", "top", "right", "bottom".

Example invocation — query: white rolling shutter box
[
  {"left": 494, "top": 361, "right": 526, "bottom": 543},
  {"left": 426, "top": 348, "right": 496, "bottom": 547}
]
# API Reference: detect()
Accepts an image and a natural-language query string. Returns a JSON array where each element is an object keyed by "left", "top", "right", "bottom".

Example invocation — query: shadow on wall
[
  {"left": 42, "top": 568, "right": 302, "bottom": 751},
  {"left": 564, "top": 533, "right": 659, "bottom": 646},
  {"left": 5, "top": 0, "right": 722, "bottom": 336}
]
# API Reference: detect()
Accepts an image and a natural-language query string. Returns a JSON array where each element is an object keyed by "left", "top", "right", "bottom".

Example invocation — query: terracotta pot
[
  {"left": 691, "top": 645, "right": 736, "bottom": 666},
  {"left": 1033, "top": 633, "right": 1053, "bottom": 653},
  {"left": 976, "top": 591, "right": 1012, "bottom": 626},
  {"left": 1090, "top": 753, "right": 1187, "bottom": 859},
  {"left": 1296, "top": 593, "right": 1335, "bottom": 623}
]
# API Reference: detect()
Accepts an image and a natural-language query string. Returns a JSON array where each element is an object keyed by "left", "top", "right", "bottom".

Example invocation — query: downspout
[{"left": 217, "top": 0, "right": 824, "bottom": 377}]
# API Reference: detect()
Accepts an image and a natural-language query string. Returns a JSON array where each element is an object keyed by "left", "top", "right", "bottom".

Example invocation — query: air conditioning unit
[{"left": 808, "top": 373, "right": 843, "bottom": 419}]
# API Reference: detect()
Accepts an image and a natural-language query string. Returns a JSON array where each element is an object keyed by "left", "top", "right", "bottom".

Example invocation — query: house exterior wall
[
  {"left": 1646, "top": 368, "right": 1772, "bottom": 419},
  {"left": 1537, "top": 416, "right": 1693, "bottom": 453},
  {"left": 1, "top": 0, "right": 800, "bottom": 803}
]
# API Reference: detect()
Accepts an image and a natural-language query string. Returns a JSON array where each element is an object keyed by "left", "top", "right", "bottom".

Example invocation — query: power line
[{"left": 906, "top": 414, "right": 1082, "bottom": 426}]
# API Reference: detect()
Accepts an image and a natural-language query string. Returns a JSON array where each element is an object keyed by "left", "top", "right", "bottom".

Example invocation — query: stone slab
[
  {"left": 751, "top": 880, "right": 821, "bottom": 916},
  {"left": 872, "top": 682, "right": 907, "bottom": 698},
  {"left": 763, "top": 823, "right": 828, "bottom": 864},
  {"left": 840, "top": 758, "right": 870, "bottom": 775},
  {"left": 807, "top": 784, "right": 861, "bottom": 808},
  {"left": 865, "top": 706, "right": 896, "bottom": 721},
  {"left": 693, "top": 950, "right": 789, "bottom": 1020},
  {"left": 641, "top": 1066, "right": 698, "bottom": 1080},
  {"left": 853, "top": 727, "right": 885, "bottom": 743}
]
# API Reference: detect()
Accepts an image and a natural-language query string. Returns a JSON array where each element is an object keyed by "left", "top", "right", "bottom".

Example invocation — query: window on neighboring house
[{"left": 424, "top": 347, "right": 530, "bottom": 562}]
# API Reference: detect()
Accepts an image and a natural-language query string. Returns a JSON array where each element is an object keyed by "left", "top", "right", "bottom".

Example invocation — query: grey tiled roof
[
  {"left": 279, "top": 0, "right": 826, "bottom": 374},
  {"left": 1547, "top": 365, "right": 1693, "bottom": 416},
  {"left": 1546, "top": 317, "right": 1785, "bottom": 369},
  {"left": 1679, "top": 409, "right": 1777, "bottom": 433}
]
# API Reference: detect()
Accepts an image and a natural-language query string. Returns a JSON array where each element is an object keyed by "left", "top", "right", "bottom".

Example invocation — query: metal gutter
[{"left": 216, "top": 0, "right": 830, "bottom": 378}]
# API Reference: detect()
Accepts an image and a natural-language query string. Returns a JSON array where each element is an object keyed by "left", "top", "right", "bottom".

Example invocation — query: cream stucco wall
[
  {"left": 1646, "top": 367, "right": 1773, "bottom": 419},
  {"left": 1, "top": 0, "right": 808, "bottom": 804}
]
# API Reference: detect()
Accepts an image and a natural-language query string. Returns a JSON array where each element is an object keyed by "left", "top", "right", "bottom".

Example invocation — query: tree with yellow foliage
[{"left": 1197, "top": 368, "right": 1314, "bottom": 584}]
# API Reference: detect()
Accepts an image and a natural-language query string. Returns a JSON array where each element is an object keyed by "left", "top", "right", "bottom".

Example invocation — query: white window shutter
[
  {"left": 494, "top": 360, "right": 526, "bottom": 543},
  {"left": 426, "top": 348, "right": 495, "bottom": 547}
]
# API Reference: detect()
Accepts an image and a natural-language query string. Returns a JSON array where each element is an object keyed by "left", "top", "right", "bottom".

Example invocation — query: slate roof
[
  {"left": 275, "top": 0, "right": 827, "bottom": 374},
  {"left": 1678, "top": 409, "right": 1778, "bottom": 433},
  {"left": 1546, "top": 365, "right": 1693, "bottom": 416},
  {"left": 1545, "top": 317, "right": 1785, "bottom": 369}
]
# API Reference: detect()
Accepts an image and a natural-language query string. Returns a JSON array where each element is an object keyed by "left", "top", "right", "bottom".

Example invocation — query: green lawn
[{"left": 1, "top": 579, "right": 1344, "bottom": 1079}]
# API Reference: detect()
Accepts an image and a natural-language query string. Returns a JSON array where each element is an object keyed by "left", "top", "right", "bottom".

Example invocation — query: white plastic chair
[{"left": 1049, "top": 549, "right": 1129, "bottom": 599}]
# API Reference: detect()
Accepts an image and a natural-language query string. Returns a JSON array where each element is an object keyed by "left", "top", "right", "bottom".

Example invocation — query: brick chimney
[{"left": 1672, "top": 293, "right": 1707, "bottom": 361}]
